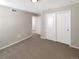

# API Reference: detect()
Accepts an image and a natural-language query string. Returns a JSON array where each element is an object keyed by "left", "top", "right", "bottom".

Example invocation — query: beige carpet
[{"left": 0, "top": 34, "right": 79, "bottom": 59}]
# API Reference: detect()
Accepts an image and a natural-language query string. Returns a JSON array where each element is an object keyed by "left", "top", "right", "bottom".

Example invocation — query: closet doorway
[{"left": 45, "top": 10, "right": 71, "bottom": 45}]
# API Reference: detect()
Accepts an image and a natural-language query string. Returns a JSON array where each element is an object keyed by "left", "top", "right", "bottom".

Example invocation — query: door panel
[
  {"left": 45, "top": 13, "right": 56, "bottom": 41},
  {"left": 57, "top": 11, "right": 71, "bottom": 45}
]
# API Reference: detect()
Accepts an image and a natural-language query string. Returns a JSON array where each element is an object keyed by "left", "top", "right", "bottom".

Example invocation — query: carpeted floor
[{"left": 0, "top": 34, "right": 79, "bottom": 59}]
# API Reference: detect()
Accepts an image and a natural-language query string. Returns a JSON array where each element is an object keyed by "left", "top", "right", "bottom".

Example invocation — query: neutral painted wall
[
  {"left": 41, "top": 3, "right": 79, "bottom": 48},
  {"left": 41, "top": 13, "right": 47, "bottom": 39},
  {"left": 0, "top": 6, "right": 33, "bottom": 49}
]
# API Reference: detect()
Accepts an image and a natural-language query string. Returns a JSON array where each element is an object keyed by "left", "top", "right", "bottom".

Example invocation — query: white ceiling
[{"left": 0, "top": 0, "right": 79, "bottom": 13}]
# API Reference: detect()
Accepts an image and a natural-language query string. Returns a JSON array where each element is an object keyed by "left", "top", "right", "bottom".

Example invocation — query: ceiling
[{"left": 0, "top": 0, "right": 79, "bottom": 13}]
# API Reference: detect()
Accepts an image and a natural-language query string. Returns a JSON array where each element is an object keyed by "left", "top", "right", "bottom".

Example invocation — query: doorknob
[{"left": 67, "top": 29, "right": 69, "bottom": 31}]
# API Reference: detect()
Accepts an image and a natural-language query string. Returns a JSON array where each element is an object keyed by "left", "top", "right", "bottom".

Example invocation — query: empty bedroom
[{"left": 0, "top": 0, "right": 79, "bottom": 59}]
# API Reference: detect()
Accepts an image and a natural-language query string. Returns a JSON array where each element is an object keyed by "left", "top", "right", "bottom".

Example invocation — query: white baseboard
[
  {"left": 70, "top": 45, "right": 79, "bottom": 50},
  {"left": 41, "top": 36, "right": 56, "bottom": 41},
  {"left": 41, "top": 36, "right": 46, "bottom": 39},
  {"left": 0, "top": 35, "right": 32, "bottom": 50}
]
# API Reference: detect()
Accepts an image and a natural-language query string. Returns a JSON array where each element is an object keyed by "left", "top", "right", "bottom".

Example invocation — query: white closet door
[
  {"left": 45, "top": 13, "right": 56, "bottom": 41},
  {"left": 57, "top": 11, "right": 71, "bottom": 45}
]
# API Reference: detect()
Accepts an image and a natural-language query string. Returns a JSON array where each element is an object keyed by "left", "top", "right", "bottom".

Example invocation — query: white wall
[
  {"left": 41, "top": 3, "right": 79, "bottom": 48},
  {"left": 0, "top": 6, "right": 33, "bottom": 49}
]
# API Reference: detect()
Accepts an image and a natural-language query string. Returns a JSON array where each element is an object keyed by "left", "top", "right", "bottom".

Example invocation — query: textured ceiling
[{"left": 0, "top": 0, "right": 79, "bottom": 13}]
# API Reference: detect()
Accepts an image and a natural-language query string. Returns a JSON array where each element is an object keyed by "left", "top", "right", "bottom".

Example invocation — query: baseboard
[
  {"left": 70, "top": 45, "right": 79, "bottom": 50},
  {"left": 0, "top": 35, "right": 32, "bottom": 50},
  {"left": 41, "top": 36, "right": 46, "bottom": 39}
]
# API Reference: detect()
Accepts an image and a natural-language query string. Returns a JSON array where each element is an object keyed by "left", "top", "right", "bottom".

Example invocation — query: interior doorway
[
  {"left": 42, "top": 10, "right": 71, "bottom": 45},
  {"left": 32, "top": 16, "right": 42, "bottom": 35}
]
